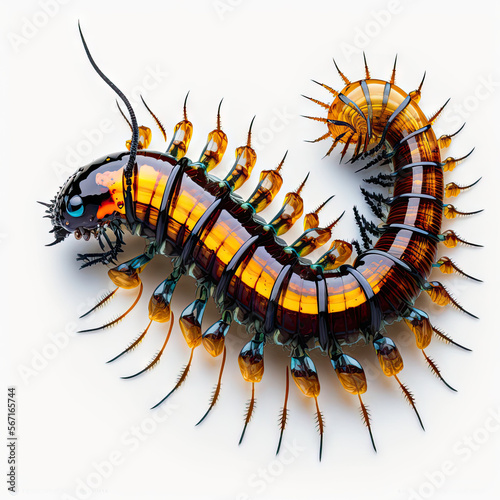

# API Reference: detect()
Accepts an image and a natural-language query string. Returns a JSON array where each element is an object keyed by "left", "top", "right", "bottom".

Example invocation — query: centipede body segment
[{"left": 42, "top": 27, "right": 482, "bottom": 459}]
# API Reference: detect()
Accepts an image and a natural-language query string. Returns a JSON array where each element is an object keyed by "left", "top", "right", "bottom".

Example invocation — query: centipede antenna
[
  {"left": 311, "top": 79, "right": 338, "bottom": 97},
  {"left": 116, "top": 100, "right": 133, "bottom": 132},
  {"left": 363, "top": 52, "right": 370, "bottom": 79},
  {"left": 358, "top": 393, "right": 376, "bottom": 452},
  {"left": 78, "top": 22, "right": 138, "bottom": 181},
  {"left": 390, "top": 54, "right": 398, "bottom": 84},
  {"left": 432, "top": 326, "right": 471, "bottom": 352},
  {"left": 140, "top": 95, "right": 167, "bottom": 141},
  {"left": 422, "top": 350, "right": 457, "bottom": 392},
  {"left": 77, "top": 282, "right": 143, "bottom": 333},
  {"left": 394, "top": 374, "right": 425, "bottom": 430},
  {"left": 295, "top": 172, "right": 310, "bottom": 196},
  {"left": 314, "top": 396, "right": 324, "bottom": 461},
  {"left": 332, "top": 58, "right": 351, "bottom": 85},
  {"left": 151, "top": 346, "right": 195, "bottom": 409},
  {"left": 276, "top": 366, "right": 290, "bottom": 455},
  {"left": 121, "top": 315, "right": 174, "bottom": 379},
  {"left": 80, "top": 287, "right": 118, "bottom": 318},
  {"left": 239, "top": 382, "right": 256, "bottom": 445},
  {"left": 302, "top": 94, "right": 330, "bottom": 110},
  {"left": 107, "top": 319, "right": 154, "bottom": 363},
  {"left": 428, "top": 99, "right": 450, "bottom": 125},
  {"left": 195, "top": 346, "right": 227, "bottom": 426},
  {"left": 246, "top": 116, "right": 256, "bottom": 147}
]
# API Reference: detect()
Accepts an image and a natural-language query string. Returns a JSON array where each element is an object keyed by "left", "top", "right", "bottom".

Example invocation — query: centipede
[{"left": 42, "top": 25, "right": 482, "bottom": 459}]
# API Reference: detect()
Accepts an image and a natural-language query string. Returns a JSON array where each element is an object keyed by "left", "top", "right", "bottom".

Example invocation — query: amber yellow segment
[
  {"left": 247, "top": 170, "right": 283, "bottom": 213},
  {"left": 336, "top": 369, "right": 367, "bottom": 395},
  {"left": 404, "top": 313, "right": 432, "bottom": 349},
  {"left": 292, "top": 371, "right": 320, "bottom": 398},
  {"left": 108, "top": 269, "right": 141, "bottom": 289},
  {"left": 435, "top": 256, "right": 456, "bottom": 275},
  {"left": 437, "top": 134, "right": 452, "bottom": 149},
  {"left": 179, "top": 317, "right": 202, "bottom": 349},
  {"left": 199, "top": 129, "right": 228, "bottom": 172},
  {"left": 320, "top": 240, "right": 353, "bottom": 270},
  {"left": 292, "top": 228, "right": 331, "bottom": 257},
  {"left": 224, "top": 145, "right": 257, "bottom": 191},
  {"left": 126, "top": 126, "right": 152, "bottom": 151},
  {"left": 442, "top": 157, "right": 459, "bottom": 172},
  {"left": 444, "top": 182, "right": 461, "bottom": 198},
  {"left": 424, "top": 282, "right": 451, "bottom": 307},
  {"left": 238, "top": 353, "right": 264, "bottom": 383},
  {"left": 95, "top": 168, "right": 126, "bottom": 219},
  {"left": 168, "top": 120, "right": 193, "bottom": 159},
  {"left": 271, "top": 192, "right": 304, "bottom": 235},
  {"left": 377, "top": 351, "right": 404, "bottom": 376},
  {"left": 148, "top": 296, "right": 171, "bottom": 323},
  {"left": 202, "top": 334, "right": 225, "bottom": 357},
  {"left": 279, "top": 277, "right": 319, "bottom": 316},
  {"left": 304, "top": 212, "right": 319, "bottom": 231}
]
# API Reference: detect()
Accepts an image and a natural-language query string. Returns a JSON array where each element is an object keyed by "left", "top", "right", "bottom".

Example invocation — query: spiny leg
[
  {"left": 373, "top": 334, "right": 424, "bottom": 430},
  {"left": 445, "top": 177, "right": 481, "bottom": 198},
  {"left": 239, "top": 382, "right": 256, "bottom": 445},
  {"left": 276, "top": 366, "right": 290, "bottom": 455},
  {"left": 196, "top": 346, "right": 227, "bottom": 426},
  {"left": 151, "top": 346, "right": 196, "bottom": 409},
  {"left": 290, "top": 349, "right": 324, "bottom": 460},
  {"left": 438, "top": 123, "right": 465, "bottom": 149},
  {"left": 121, "top": 313, "right": 175, "bottom": 379},
  {"left": 199, "top": 99, "right": 228, "bottom": 172},
  {"left": 238, "top": 334, "right": 264, "bottom": 445},
  {"left": 78, "top": 282, "right": 143, "bottom": 333},
  {"left": 167, "top": 92, "right": 193, "bottom": 159},
  {"left": 80, "top": 288, "right": 119, "bottom": 319},
  {"left": 331, "top": 351, "right": 376, "bottom": 451}
]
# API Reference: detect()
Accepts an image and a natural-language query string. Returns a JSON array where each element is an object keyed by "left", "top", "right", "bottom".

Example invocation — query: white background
[{"left": 2, "top": 1, "right": 500, "bottom": 499}]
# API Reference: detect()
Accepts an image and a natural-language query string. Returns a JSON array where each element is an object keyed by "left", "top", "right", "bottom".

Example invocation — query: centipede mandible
[{"left": 41, "top": 25, "right": 482, "bottom": 459}]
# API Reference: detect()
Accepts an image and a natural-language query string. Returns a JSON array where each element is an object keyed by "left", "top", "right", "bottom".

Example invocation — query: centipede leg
[
  {"left": 121, "top": 314, "right": 175, "bottom": 379},
  {"left": 196, "top": 346, "right": 227, "bottom": 426},
  {"left": 276, "top": 366, "right": 290, "bottom": 455}
]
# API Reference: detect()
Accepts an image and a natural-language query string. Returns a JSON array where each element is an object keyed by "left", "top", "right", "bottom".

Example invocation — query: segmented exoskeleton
[{"left": 43, "top": 28, "right": 482, "bottom": 459}]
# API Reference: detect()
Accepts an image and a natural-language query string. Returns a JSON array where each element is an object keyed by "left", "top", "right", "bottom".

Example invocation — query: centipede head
[{"left": 41, "top": 153, "right": 131, "bottom": 246}]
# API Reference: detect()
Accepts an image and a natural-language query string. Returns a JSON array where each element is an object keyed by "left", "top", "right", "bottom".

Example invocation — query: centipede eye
[{"left": 67, "top": 195, "right": 84, "bottom": 217}]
